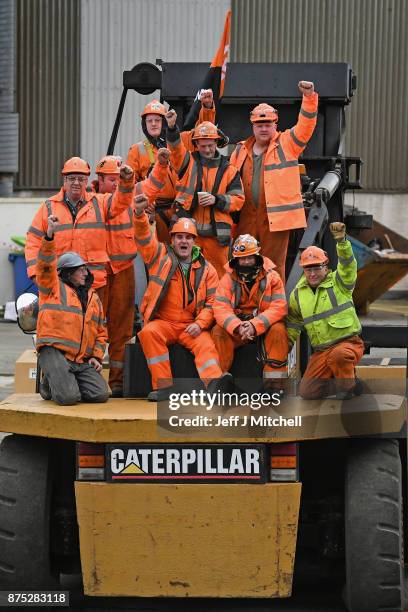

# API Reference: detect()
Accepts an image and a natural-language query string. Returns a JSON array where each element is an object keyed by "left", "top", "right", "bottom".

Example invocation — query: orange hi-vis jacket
[
  {"left": 126, "top": 104, "right": 216, "bottom": 203},
  {"left": 26, "top": 164, "right": 167, "bottom": 287},
  {"left": 134, "top": 211, "right": 218, "bottom": 327},
  {"left": 213, "top": 257, "right": 288, "bottom": 336},
  {"left": 230, "top": 92, "right": 319, "bottom": 232},
  {"left": 36, "top": 237, "right": 107, "bottom": 363},
  {"left": 166, "top": 126, "right": 244, "bottom": 246}
]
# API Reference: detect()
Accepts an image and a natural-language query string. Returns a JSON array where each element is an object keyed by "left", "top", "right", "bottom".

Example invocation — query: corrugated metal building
[
  {"left": 5, "top": 0, "right": 408, "bottom": 191},
  {"left": 231, "top": 0, "right": 408, "bottom": 192}
]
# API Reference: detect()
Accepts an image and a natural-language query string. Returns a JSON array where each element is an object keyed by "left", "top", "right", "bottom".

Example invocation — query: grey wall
[
  {"left": 231, "top": 0, "right": 408, "bottom": 192},
  {"left": 16, "top": 0, "right": 80, "bottom": 191}
]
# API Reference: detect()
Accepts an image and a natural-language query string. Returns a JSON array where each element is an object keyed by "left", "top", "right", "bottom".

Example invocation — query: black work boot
[
  {"left": 39, "top": 376, "right": 52, "bottom": 401},
  {"left": 206, "top": 372, "right": 234, "bottom": 395},
  {"left": 147, "top": 387, "right": 174, "bottom": 402}
]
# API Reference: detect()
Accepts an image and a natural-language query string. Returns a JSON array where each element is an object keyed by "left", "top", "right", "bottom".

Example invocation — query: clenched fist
[
  {"left": 157, "top": 148, "right": 170, "bottom": 166},
  {"left": 330, "top": 222, "right": 346, "bottom": 241},
  {"left": 47, "top": 214, "right": 59, "bottom": 238},
  {"left": 298, "top": 81, "right": 314, "bottom": 97},
  {"left": 119, "top": 164, "right": 134, "bottom": 180},
  {"left": 134, "top": 194, "right": 149, "bottom": 217},
  {"left": 165, "top": 109, "right": 177, "bottom": 129}
]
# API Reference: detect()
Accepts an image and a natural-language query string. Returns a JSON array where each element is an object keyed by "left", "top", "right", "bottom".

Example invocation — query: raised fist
[
  {"left": 165, "top": 109, "right": 177, "bottom": 129},
  {"left": 47, "top": 215, "right": 59, "bottom": 238},
  {"left": 157, "top": 148, "right": 170, "bottom": 166},
  {"left": 119, "top": 164, "right": 134, "bottom": 180},
  {"left": 298, "top": 81, "right": 314, "bottom": 97},
  {"left": 330, "top": 222, "right": 346, "bottom": 241},
  {"left": 133, "top": 194, "right": 149, "bottom": 216}
]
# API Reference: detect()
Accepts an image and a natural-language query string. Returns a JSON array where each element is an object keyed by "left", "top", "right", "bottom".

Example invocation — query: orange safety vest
[
  {"left": 35, "top": 237, "right": 107, "bottom": 363},
  {"left": 167, "top": 128, "right": 244, "bottom": 246},
  {"left": 26, "top": 174, "right": 135, "bottom": 289},
  {"left": 213, "top": 257, "right": 288, "bottom": 336},
  {"left": 105, "top": 203, "right": 136, "bottom": 275},
  {"left": 230, "top": 92, "right": 319, "bottom": 232},
  {"left": 134, "top": 212, "right": 218, "bottom": 327}
]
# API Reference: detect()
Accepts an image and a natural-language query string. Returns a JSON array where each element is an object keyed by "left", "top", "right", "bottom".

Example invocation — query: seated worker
[
  {"left": 126, "top": 90, "right": 215, "bottom": 242},
  {"left": 25, "top": 157, "right": 166, "bottom": 304},
  {"left": 212, "top": 234, "right": 289, "bottom": 391},
  {"left": 287, "top": 222, "right": 364, "bottom": 400},
  {"left": 36, "top": 214, "right": 109, "bottom": 406},
  {"left": 165, "top": 109, "right": 245, "bottom": 278},
  {"left": 133, "top": 191, "right": 231, "bottom": 402},
  {"left": 230, "top": 80, "right": 318, "bottom": 282}
]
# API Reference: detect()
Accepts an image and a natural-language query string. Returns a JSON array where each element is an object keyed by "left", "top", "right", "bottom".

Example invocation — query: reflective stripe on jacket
[
  {"left": 167, "top": 126, "right": 244, "bottom": 246},
  {"left": 35, "top": 237, "right": 107, "bottom": 362},
  {"left": 213, "top": 257, "right": 287, "bottom": 336},
  {"left": 126, "top": 104, "right": 216, "bottom": 201},
  {"left": 134, "top": 212, "right": 218, "bottom": 327},
  {"left": 287, "top": 239, "right": 361, "bottom": 350},
  {"left": 230, "top": 92, "right": 318, "bottom": 232}
]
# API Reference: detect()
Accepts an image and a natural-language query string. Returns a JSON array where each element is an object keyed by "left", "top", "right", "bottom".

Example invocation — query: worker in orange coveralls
[
  {"left": 165, "top": 109, "right": 245, "bottom": 278},
  {"left": 133, "top": 174, "right": 232, "bottom": 402},
  {"left": 92, "top": 155, "right": 136, "bottom": 397},
  {"left": 126, "top": 90, "right": 216, "bottom": 242},
  {"left": 212, "top": 234, "right": 288, "bottom": 392},
  {"left": 230, "top": 80, "right": 319, "bottom": 282},
  {"left": 26, "top": 156, "right": 167, "bottom": 306}
]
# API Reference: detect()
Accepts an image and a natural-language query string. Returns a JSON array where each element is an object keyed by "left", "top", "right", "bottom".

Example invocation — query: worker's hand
[
  {"left": 185, "top": 323, "right": 202, "bottom": 338},
  {"left": 133, "top": 194, "right": 149, "bottom": 216},
  {"left": 157, "top": 148, "right": 170, "bottom": 166},
  {"left": 89, "top": 357, "right": 102, "bottom": 373},
  {"left": 198, "top": 193, "right": 216, "bottom": 207},
  {"left": 298, "top": 81, "right": 314, "bottom": 97},
  {"left": 200, "top": 89, "right": 214, "bottom": 108},
  {"left": 330, "top": 222, "right": 346, "bottom": 241},
  {"left": 165, "top": 109, "right": 177, "bottom": 129},
  {"left": 241, "top": 321, "right": 256, "bottom": 341},
  {"left": 47, "top": 215, "right": 59, "bottom": 238},
  {"left": 119, "top": 164, "right": 134, "bottom": 180}
]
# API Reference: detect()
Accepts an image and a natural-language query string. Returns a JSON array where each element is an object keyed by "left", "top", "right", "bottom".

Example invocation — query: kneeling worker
[
  {"left": 212, "top": 234, "right": 289, "bottom": 389},
  {"left": 287, "top": 222, "right": 364, "bottom": 399},
  {"left": 37, "top": 215, "right": 109, "bottom": 406},
  {"left": 134, "top": 187, "right": 230, "bottom": 402}
]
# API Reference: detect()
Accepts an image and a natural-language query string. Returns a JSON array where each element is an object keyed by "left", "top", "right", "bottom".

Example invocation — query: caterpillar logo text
[{"left": 106, "top": 444, "right": 266, "bottom": 483}]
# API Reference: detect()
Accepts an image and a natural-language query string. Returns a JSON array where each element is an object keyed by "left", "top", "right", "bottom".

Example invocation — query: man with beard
[
  {"left": 36, "top": 215, "right": 109, "bottom": 406},
  {"left": 212, "top": 234, "right": 288, "bottom": 390},
  {"left": 133, "top": 193, "right": 231, "bottom": 402}
]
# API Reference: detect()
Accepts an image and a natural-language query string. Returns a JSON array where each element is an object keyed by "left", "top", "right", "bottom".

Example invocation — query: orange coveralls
[
  {"left": 212, "top": 257, "right": 289, "bottom": 380},
  {"left": 134, "top": 211, "right": 222, "bottom": 390},
  {"left": 230, "top": 92, "right": 319, "bottom": 281}
]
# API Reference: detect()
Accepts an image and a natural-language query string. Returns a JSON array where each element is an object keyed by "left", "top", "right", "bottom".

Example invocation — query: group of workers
[{"left": 24, "top": 80, "right": 363, "bottom": 406}]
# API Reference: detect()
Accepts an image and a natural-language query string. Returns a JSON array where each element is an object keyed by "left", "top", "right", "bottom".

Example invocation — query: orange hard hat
[
  {"left": 62, "top": 157, "right": 91, "bottom": 176},
  {"left": 191, "top": 121, "right": 219, "bottom": 141},
  {"left": 141, "top": 100, "right": 166, "bottom": 118},
  {"left": 250, "top": 103, "right": 278, "bottom": 123},
  {"left": 170, "top": 217, "right": 198, "bottom": 237},
  {"left": 231, "top": 234, "right": 261, "bottom": 258},
  {"left": 299, "top": 246, "right": 328, "bottom": 267},
  {"left": 95, "top": 155, "right": 121, "bottom": 175}
]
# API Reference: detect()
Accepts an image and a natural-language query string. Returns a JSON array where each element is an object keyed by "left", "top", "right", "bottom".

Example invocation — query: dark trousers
[{"left": 38, "top": 346, "right": 109, "bottom": 406}]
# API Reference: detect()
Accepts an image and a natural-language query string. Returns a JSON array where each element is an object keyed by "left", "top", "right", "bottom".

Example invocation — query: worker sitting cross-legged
[
  {"left": 133, "top": 189, "right": 231, "bottom": 402},
  {"left": 230, "top": 80, "right": 319, "bottom": 282},
  {"left": 165, "top": 109, "right": 244, "bottom": 278},
  {"left": 287, "top": 222, "right": 364, "bottom": 400},
  {"left": 212, "top": 235, "right": 289, "bottom": 393},
  {"left": 36, "top": 215, "right": 109, "bottom": 406}
]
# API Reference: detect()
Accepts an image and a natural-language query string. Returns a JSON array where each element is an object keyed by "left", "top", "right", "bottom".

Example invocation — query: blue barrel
[{"left": 8, "top": 253, "right": 38, "bottom": 299}]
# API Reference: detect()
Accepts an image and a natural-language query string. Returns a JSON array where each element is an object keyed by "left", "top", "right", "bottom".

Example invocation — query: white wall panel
[{"left": 81, "top": 0, "right": 230, "bottom": 172}]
